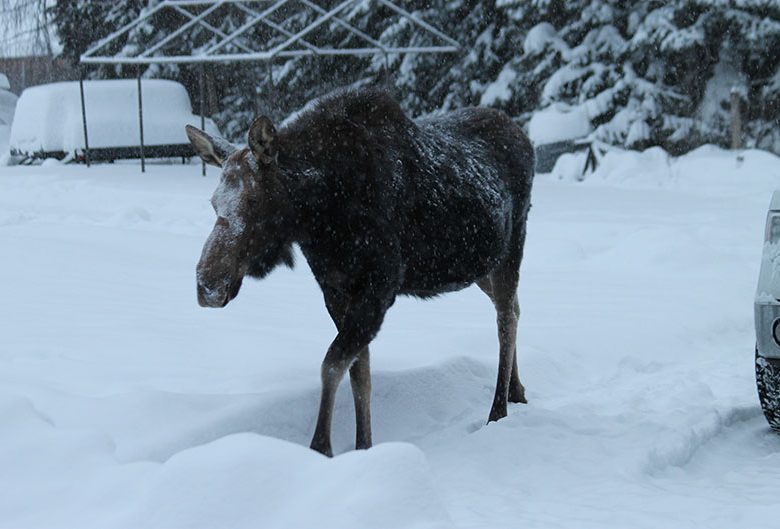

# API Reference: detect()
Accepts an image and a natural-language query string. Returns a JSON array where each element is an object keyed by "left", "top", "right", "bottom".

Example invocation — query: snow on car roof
[{"left": 9, "top": 79, "right": 218, "bottom": 154}]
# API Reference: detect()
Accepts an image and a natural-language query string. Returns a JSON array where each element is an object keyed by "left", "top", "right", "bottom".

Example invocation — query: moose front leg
[
  {"left": 310, "top": 296, "right": 390, "bottom": 457},
  {"left": 349, "top": 348, "right": 372, "bottom": 449},
  {"left": 322, "top": 289, "right": 372, "bottom": 451}
]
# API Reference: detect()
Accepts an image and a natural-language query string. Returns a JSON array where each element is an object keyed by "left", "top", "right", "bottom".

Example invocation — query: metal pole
[
  {"left": 79, "top": 67, "right": 91, "bottom": 167},
  {"left": 137, "top": 66, "right": 145, "bottom": 173},
  {"left": 199, "top": 63, "right": 206, "bottom": 176}
]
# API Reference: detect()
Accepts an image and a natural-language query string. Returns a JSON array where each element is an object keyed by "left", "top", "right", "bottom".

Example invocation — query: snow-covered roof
[
  {"left": 80, "top": 0, "right": 459, "bottom": 65},
  {"left": 9, "top": 80, "right": 219, "bottom": 154}
]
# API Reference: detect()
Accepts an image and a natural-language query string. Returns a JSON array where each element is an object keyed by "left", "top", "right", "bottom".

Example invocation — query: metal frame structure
[{"left": 77, "top": 0, "right": 460, "bottom": 173}]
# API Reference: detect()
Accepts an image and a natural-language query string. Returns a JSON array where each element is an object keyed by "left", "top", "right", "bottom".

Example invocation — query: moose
[{"left": 186, "top": 86, "right": 534, "bottom": 456}]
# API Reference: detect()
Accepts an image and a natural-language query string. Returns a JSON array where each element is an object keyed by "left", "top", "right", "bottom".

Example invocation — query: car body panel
[
  {"left": 770, "top": 190, "right": 780, "bottom": 212},
  {"left": 755, "top": 302, "right": 780, "bottom": 359},
  {"left": 755, "top": 191, "right": 780, "bottom": 359}
]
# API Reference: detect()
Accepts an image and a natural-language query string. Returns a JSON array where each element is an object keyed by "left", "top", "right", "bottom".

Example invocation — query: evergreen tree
[{"left": 49, "top": 0, "right": 780, "bottom": 154}]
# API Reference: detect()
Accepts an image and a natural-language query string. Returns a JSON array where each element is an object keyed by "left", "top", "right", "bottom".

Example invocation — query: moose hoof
[
  {"left": 487, "top": 404, "right": 507, "bottom": 423},
  {"left": 310, "top": 438, "right": 333, "bottom": 458},
  {"left": 509, "top": 385, "right": 527, "bottom": 404},
  {"left": 355, "top": 439, "right": 372, "bottom": 451}
]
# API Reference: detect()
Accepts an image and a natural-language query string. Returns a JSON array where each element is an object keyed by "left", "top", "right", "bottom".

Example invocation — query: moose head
[{"left": 186, "top": 117, "right": 294, "bottom": 308}]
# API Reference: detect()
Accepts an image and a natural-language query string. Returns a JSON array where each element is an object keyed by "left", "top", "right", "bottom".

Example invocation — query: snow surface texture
[
  {"left": 9, "top": 80, "right": 219, "bottom": 154},
  {"left": 1, "top": 146, "right": 780, "bottom": 528}
]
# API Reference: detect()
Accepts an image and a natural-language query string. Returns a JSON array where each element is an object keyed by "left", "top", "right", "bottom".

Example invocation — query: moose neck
[
  {"left": 273, "top": 155, "right": 323, "bottom": 244},
  {"left": 244, "top": 164, "right": 297, "bottom": 279}
]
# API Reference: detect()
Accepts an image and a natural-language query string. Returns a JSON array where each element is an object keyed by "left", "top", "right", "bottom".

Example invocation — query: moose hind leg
[
  {"left": 487, "top": 267, "right": 520, "bottom": 423},
  {"left": 478, "top": 276, "right": 526, "bottom": 407},
  {"left": 349, "top": 347, "right": 372, "bottom": 450},
  {"left": 508, "top": 297, "right": 527, "bottom": 404}
]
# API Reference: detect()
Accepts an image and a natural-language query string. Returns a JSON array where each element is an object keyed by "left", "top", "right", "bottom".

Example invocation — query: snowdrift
[{"left": 9, "top": 79, "right": 219, "bottom": 159}]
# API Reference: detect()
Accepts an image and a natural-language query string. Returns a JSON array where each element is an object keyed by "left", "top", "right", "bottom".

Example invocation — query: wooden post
[
  {"left": 79, "top": 67, "right": 91, "bottom": 167},
  {"left": 137, "top": 67, "right": 146, "bottom": 173},
  {"left": 730, "top": 87, "right": 742, "bottom": 150}
]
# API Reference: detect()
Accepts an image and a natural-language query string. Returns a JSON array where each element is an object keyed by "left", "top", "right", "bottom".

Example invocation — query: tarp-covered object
[{"left": 10, "top": 79, "right": 218, "bottom": 157}]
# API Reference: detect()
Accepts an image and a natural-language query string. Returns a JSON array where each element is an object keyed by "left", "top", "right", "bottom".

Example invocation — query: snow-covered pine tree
[
  {"left": 49, "top": 1, "right": 144, "bottom": 79},
  {"left": 49, "top": 0, "right": 780, "bottom": 154},
  {"left": 493, "top": 0, "right": 780, "bottom": 153}
]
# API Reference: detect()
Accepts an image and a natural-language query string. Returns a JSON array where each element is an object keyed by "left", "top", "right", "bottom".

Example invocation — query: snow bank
[
  {"left": 0, "top": 390, "right": 448, "bottom": 529},
  {"left": 544, "top": 143, "right": 780, "bottom": 196},
  {"left": 122, "top": 438, "right": 447, "bottom": 529},
  {"left": 9, "top": 80, "right": 218, "bottom": 154}
]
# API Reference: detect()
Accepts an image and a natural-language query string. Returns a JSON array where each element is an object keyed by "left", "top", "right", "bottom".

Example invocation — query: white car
[
  {"left": 755, "top": 190, "right": 780, "bottom": 430},
  {"left": 0, "top": 73, "right": 18, "bottom": 154},
  {"left": 9, "top": 79, "right": 219, "bottom": 162}
]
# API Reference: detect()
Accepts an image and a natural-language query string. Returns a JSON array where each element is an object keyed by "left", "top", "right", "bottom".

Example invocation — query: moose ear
[
  {"left": 248, "top": 115, "right": 277, "bottom": 165},
  {"left": 185, "top": 125, "right": 235, "bottom": 167}
]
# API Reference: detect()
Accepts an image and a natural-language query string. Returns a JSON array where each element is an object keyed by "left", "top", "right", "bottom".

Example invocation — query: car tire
[{"left": 756, "top": 347, "right": 780, "bottom": 432}]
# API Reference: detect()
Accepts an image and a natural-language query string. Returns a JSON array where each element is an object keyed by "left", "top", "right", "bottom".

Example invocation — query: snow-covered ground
[{"left": 1, "top": 146, "right": 779, "bottom": 528}]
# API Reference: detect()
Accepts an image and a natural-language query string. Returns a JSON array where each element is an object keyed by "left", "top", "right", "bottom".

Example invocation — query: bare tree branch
[{"left": 0, "top": 0, "right": 53, "bottom": 57}]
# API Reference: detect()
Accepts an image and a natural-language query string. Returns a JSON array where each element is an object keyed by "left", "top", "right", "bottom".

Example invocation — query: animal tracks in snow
[{"left": 644, "top": 405, "right": 763, "bottom": 475}]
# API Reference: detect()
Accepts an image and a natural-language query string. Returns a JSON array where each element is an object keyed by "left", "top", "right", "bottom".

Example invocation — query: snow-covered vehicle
[
  {"left": 9, "top": 79, "right": 219, "bottom": 162},
  {"left": 755, "top": 190, "right": 780, "bottom": 431},
  {"left": 0, "top": 73, "right": 18, "bottom": 154},
  {"left": 528, "top": 103, "right": 595, "bottom": 174}
]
